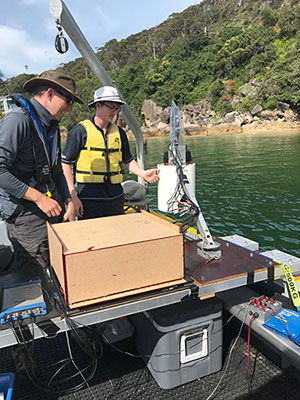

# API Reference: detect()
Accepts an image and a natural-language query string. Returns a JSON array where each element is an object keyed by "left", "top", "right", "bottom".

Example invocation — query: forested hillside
[{"left": 1, "top": 0, "right": 300, "bottom": 129}]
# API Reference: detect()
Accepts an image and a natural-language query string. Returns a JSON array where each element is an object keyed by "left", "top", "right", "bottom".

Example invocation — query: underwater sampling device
[{"left": 158, "top": 101, "right": 221, "bottom": 261}]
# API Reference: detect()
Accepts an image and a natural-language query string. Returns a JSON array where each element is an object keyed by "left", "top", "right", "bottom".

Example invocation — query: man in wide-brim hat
[
  {"left": 0, "top": 69, "right": 82, "bottom": 274},
  {"left": 24, "top": 70, "right": 83, "bottom": 106}
]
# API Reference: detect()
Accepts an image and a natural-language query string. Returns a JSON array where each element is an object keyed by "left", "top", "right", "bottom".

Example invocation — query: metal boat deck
[{"left": 0, "top": 315, "right": 299, "bottom": 400}]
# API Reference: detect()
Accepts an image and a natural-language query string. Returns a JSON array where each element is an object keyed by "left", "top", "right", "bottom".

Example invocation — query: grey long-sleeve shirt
[{"left": 0, "top": 97, "right": 70, "bottom": 219}]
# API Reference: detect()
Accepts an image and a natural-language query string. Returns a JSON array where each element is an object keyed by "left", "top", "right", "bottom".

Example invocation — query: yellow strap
[{"left": 281, "top": 263, "right": 300, "bottom": 312}]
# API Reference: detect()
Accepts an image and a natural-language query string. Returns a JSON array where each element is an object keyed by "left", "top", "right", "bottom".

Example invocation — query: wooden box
[{"left": 47, "top": 211, "right": 184, "bottom": 308}]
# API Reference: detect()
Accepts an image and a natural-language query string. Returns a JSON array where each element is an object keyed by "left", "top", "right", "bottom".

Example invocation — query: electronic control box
[
  {"left": 247, "top": 295, "right": 282, "bottom": 323},
  {"left": 0, "top": 280, "right": 47, "bottom": 324}
]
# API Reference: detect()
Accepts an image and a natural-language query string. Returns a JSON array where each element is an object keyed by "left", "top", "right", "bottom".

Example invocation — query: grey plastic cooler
[{"left": 130, "top": 297, "right": 223, "bottom": 389}]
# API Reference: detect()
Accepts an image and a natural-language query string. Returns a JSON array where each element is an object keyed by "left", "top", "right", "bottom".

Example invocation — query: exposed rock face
[
  {"left": 242, "top": 113, "right": 253, "bottom": 124},
  {"left": 251, "top": 104, "right": 263, "bottom": 116},
  {"left": 137, "top": 98, "right": 300, "bottom": 137},
  {"left": 277, "top": 101, "right": 290, "bottom": 112},
  {"left": 232, "top": 79, "right": 262, "bottom": 106},
  {"left": 162, "top": 107, "right": 171, "bottom": 123},
  {"left": 238, "top": 83, "right": 253, "bottom": 97},
  {"left": 284, "top": 109, "right": 298, "bottom": 122},
  {"left": 181, "top": 101, "right": 215, "bottom": 127},
  {"left": 157, "top": 121, "right": 169, "bottom": 131},
  {"left": 117, "top": 115, "right": 127, "bottom": 128},
  {"left": 222, "top": 111, "right": 244, "bottom": 126},
  {"left": 260, "top": 110, "right": 279, "bottom": 120},
  {"left": 141, "top": 99, "right": 163, "bottom": 128},
  {"left": 206, "top": 123, "right": 242, "bottom": 135}
]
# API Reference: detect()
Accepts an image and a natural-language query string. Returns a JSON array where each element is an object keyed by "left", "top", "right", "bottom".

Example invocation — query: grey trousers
[{"left": 5, "top": 213, "right": 50, "bottom": 272}]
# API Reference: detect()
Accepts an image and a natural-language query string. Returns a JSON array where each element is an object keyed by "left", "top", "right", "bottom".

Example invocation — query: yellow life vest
[{"left": 75, "top": 120, "right": 123, "bottom": 184}]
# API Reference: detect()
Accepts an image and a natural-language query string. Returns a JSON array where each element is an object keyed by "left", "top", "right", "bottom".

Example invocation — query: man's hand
[
  {"left": 62, "top": 163, "right": 83, "bottom": 217},
  {"left": 35, "top": 195, "right": 63, "bottom": 218},
  {"left": 23, "top": 187, "right": 63, "bottom": 218},
  {"left": 63, "top": 198, "right": 75, "bottom": 222},
  {"left": 143, "top": 169, "right": 160, "bottom": 183},
  {"left": 71, "top": 191, "right": 83, "bottom": 217},
  {"left": 127, "top": 160, "right": 160, "bottom": 184}
]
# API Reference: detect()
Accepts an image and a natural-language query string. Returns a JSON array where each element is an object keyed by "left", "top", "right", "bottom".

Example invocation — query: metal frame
[
  {"left": 0, "top": 285, "right": 191, "bottom": 349},
  {"left": 49, "top": 0, "right": 145, "bottom": 184}
]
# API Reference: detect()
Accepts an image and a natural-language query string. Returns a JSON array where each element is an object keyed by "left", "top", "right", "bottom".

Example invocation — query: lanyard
[{"left": 17, "top": 97, "right": 55, "bottom": 166}]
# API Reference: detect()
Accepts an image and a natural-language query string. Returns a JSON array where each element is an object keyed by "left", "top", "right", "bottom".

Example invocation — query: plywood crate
[{"left": 47, "top": 211, "right": 185, "bottom": 308}]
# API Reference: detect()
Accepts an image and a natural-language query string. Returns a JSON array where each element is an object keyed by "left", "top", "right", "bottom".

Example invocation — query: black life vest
[{"left": 10, "top": 94, "right": 60, "bottom": 188}]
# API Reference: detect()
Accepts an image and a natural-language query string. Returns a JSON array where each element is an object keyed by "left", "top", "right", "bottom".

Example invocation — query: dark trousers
[
  {"left": 5, "top": 213, "right": 50, "bottom": 272},
  {"left": 80, "top": 197, "right": 125, "bottom": 220}
]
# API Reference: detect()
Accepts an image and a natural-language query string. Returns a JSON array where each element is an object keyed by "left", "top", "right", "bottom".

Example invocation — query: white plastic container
[{"left": 157, "top": 163, "right": 196, "bottom": 213}]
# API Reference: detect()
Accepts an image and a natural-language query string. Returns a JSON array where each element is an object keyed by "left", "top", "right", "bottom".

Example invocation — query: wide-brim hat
[
  {"left": 23, "top": 70, "right": 83, "bottom": 104},
  {"left": 88, "top": 86, "right": 125, "bottom": 108}
]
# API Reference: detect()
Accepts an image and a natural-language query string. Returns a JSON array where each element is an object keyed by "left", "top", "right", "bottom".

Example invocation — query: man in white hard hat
[{"left": 62, "top": 86, "right": 159, "bottom": 219}]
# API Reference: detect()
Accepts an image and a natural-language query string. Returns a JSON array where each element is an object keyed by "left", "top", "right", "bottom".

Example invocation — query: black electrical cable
[
  {"left": 104, "top": 306, "right": 249, "bottom": 400},
  {"left": 166, "top": 144, "right": 200, "bottom": 233},
  {"left": 60, "top": 313, "right": 104, "bottom": 359},
  {"left": 13, "top": 332, "right": 94, "bottom": 396},
  {"left": 24, "top": 358, "right": 98, "bottom": 396},
  {"left": 42, "top": 279, "right": 104, "bottom": 359},
  {"left": 10, "top": 320, "right": 36, "bottom": 377},
  {"left": 20, "top": 328, "right": 99, "bottom": 397},
  {"left": 107, "top": 306, "right": 245, "bottom": 362},
  {"left": 8, "top": 283, "right": 103, "bottom": 397}
]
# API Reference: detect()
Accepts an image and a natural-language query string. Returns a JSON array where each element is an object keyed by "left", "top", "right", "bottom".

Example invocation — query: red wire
[
  {"left": 247, "top": 315, "right": 255, "bottom": 372},
  {"left": 277, "top": 317, "right": 292, "bottom": 338}
]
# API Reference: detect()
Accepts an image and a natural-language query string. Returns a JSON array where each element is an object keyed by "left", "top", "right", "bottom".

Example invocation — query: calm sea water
[{"left": 128, "top": 133, "right": 300, "bottom": 258}]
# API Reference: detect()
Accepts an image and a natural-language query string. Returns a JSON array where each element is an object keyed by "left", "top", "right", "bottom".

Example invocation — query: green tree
[
  {"left": 0, "top": 71, "right": 4, "bottom": 89},
  {"left": 0, "top": 73, "right": 36, "bottom": 97},
  {"left": 261, "top": 7, "right": 277, "bottom": 27}
]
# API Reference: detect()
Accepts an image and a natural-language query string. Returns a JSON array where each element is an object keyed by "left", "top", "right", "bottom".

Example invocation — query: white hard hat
[{"left": 88, "top": 86, "right": 125, "bottom": 108}]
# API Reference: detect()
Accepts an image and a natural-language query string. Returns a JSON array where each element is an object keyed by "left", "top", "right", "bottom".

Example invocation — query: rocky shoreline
[
  {"left": 127, "top": 122, "right": 300, "bottom": 139},
  {"left": 126, "top": 99, "right": 300, "bottom": 139}
]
